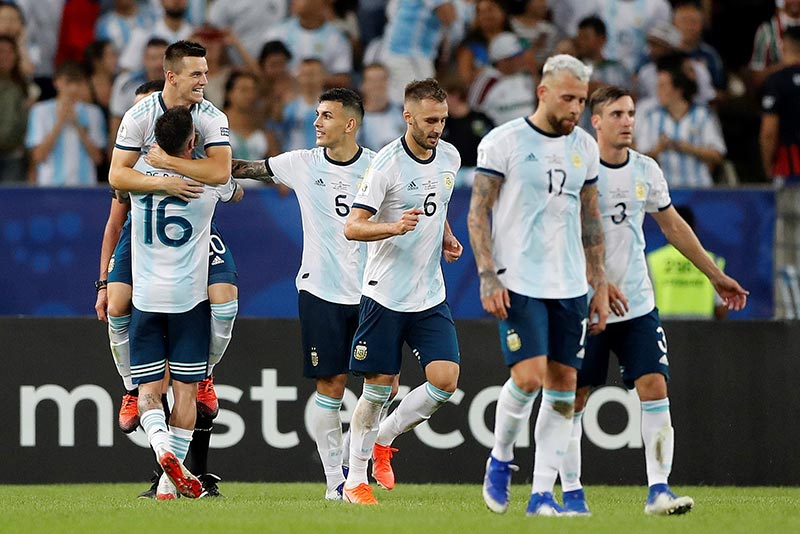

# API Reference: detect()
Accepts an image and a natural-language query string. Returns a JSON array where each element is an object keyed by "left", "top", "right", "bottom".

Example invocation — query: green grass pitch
[{"left": 1, "top": 484, "right": 798, "bottom": 534}]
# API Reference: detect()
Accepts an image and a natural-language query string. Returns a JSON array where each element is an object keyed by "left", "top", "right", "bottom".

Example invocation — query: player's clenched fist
[{"left": 395, "top": 208, "right": 423, "bottom": 235}]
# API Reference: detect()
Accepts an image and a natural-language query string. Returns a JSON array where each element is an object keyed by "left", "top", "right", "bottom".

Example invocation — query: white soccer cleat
[
  {"left": 156, "top": 473, "right": 178, "bottom": 501},
  {"left": 644, "top": 484, "right": 694, "bottom": 515}
]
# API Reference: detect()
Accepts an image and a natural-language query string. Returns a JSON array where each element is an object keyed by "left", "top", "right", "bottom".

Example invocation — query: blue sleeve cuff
[
  {"left": 476, "top": 167, "right": 505, "bottom": 179},
  {"left": 352, "top": 202, "right": 377, "bottom": 214}
]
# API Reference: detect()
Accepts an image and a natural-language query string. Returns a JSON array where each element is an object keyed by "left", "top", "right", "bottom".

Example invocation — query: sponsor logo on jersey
[
  {"left": 506, "top": 330, "right": 521, "bottom": 352},
  {"left": 314, "top": 178, "right": 325, "bottom": 187},
  {"left": 407, "top": 180, "right": 418, "bottom": 191},
  {"left": 659, "top": 354, "right": 669, "bottom": 366},
  {"left": 546, "top": 154, "right": 563, "bottom": 165},
  {"left": 525, "top": 152, "right": 538, "bottom": 162},
  {"left": 610, "top": 187, "right": 627, "bottom": 200},
  {"left": 220, "top": 126, "right": 230, "bottom": 137},
  {"left": 211, "top": 256, "right": 225, "bottom": 266},
  {"left": 331, "top": 180, "right": 349, "bottom": 191},
  {"left": 422, "top": 179, "right": 437, "bottom": 191},
  {"left": 108, "top": 257, "right": 116, "bottom": 273},
  {"left": 354, "top": 343, "right": 368, "bottom": 361}
]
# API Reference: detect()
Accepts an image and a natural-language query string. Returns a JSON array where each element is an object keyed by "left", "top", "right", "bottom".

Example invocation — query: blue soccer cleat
[
  {"left": 482, "top": 455, "right": 518, "bottom": 514},
  {"left": 526, "top": 492, "right": 564, "bottom": 516},
  {"left": 644, "top": 483, "right": 694, "bottom": 515},
  {"left": 562, "top": 488, "right": 591, "bottom": 516}
]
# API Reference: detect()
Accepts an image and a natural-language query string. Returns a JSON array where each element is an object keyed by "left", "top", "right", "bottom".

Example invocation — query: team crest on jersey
[
  {"left": 571, "top": 153, "right": 583, "bottom": 168},
  {"left": 310, "top": 348, "right": 319, "bottom": 367},
  {"left": 354, "top": 343, "right": 368, "bottom": 361},
  {"left": 506, "top": 329, "right": 521, "bottom": 352},
  {"left": 442, "top": 172, "right": 455, "bottom": 190},
  {"left": 635, "top": 181, "right": 646, "bottom": 200},
  {"left": 108, "top": 257, "right": 116, "bottom": 273}
]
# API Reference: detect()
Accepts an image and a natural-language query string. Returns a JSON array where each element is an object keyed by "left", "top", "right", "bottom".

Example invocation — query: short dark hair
[
  {"left": 54, "top": 60, "right": 87, "bottom": 82},
  {"left": 319, "top": 87, "right": 364, "bottom": 122},
  {"left": 223, "top": 70, "right": 259, "bottom": 108},
  {"left": 155, "top": 106, "right": 194, "bottom": 157},
  {"left": 404, "top": 78, "right": 447, "bottom": 104},
  {"left": 785, "top": 25, "right": 800, "bottom": 48},
  {"left": 589, "top": 85, "right": 633, "bottom": 114},
  {"left": 146, "top": 37, "right": 169, "bottom": 50},
  {"left": 135, "top": 79, "right": 166, "bottom": 96},
  {"left": 0, "top": 1, "right": 25, "bottom": 24},
  {"left": 258, "top": 40, "right": 292, "bottom": 64},
  {"left": 164, "top": 40, "right": 206, "bottom": 73},
  {"left": 578, "top": 15, "right": 606, "bottom": 38},
  {"left": 673, "top": 0, "right": 702, "bottom": 11},
  {"left": 656, "top": 53, "right": 697, "bottom": 102}
]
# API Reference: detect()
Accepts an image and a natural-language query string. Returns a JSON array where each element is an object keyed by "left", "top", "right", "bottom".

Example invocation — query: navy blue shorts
[
  {"left": 350, "top": 297, "right": 460, "bottom": 376},
  {"left": 578, "top": 308, "right": 670, "bottom": 389},
  {"left": 130, "top": 300, "right": 211, "bottom": 385},
  {"left": 498, "top": 292, "right": 589, "bottom": 370},
  {"left": 107, "top": 217, "right": 237, "bottom": 286},
  {"left": 299, "top": 290, "right": 359, "bottom": 378}
]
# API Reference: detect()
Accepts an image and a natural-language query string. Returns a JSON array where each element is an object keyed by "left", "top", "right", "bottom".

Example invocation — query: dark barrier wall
[
  {"left": 3, "top": 318, "right": 798, "bottom": 485},
  {"left": 0, "top": 186, "right": 774, "bottom": 318}
]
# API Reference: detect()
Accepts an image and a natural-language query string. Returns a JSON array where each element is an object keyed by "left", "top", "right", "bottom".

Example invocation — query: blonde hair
[{"left": 542, "top": 54, "right": 592, "bottom": 83}]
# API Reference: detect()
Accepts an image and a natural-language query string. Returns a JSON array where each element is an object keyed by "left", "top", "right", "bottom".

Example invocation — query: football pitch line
[{"left": 1, "top": 483, "right": 798, "bottom": 534}]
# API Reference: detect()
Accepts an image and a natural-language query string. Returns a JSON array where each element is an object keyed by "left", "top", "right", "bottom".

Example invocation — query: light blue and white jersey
[
  {"left": 115, "top": 92, "right": 230, "bottom": 159},
  {"left": 280, "top": 98, "right": 318, "bottom": 151},
  {"left": 476, "top": 118, "right": 599, "bottom": 299},
  {"left": 267, "top": 146, "right": 376, "bottom": 305},
  {"left": 353, "top": 137, "right": 461, "bottom": 312},
  {"left": 356, "top": 104, "right": 406, "bottom": 152},
  {"left": 635, "top": 104, "right": 726, "bottom": 188},
  {"left": 25, "top": 99, "right": 107, "bottom": 186},
  {"left": 263, "top": 18, "right": 353, "bottom": 75},
  {"left": 384, "top": 0, "right": 450, "bottom": 59},
  {"left": 129, "top": 161, "right": 237, "bottom": 313},
  {"left": 95, "top": 8, "right": 157, "bottom": 54},
  {"left": 597, "top": 149, "right": 671, "bottom": 323}
]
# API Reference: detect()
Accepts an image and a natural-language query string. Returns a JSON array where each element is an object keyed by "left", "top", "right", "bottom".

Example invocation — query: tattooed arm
[
  {"left": 467, "top": 172, "right": 509, "bottom": 320},
  {"left": 230, "top": 159, "right": 275, "bottom": 183},
  {"left": 580, "top": 182, "right": 610, "bottom": 333}
]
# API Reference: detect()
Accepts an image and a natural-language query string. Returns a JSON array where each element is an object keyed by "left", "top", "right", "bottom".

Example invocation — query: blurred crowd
[{"left": 1, "top": 0, "right": 798, "bottom": 191}]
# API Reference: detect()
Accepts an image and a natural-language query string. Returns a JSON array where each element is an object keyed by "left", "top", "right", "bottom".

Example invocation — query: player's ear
[{"left": 591, "top": 111, "right": 600, "bottom": 131}]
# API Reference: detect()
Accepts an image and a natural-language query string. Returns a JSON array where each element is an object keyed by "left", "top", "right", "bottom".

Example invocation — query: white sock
[
  {"left": 559, "top": 410, "right": 584, "bottom": 492},
  {"left": 491, "top": 378, "right": 538, "bottom": 462},
  {"left": 345, "top": 383, "right": 391, "bottom": 489},
  {"left": 168, "top": 425, "right": 193, "bottom": 462},
  {"left": 208, "top": 300, "right": 237, "bottom": 375},
  {"left": 641, "top": 398, "right": 673, "bottom": 486},
  {"left": 341, "top": 401, "right": 388, "bottom": 468},
  {"left": 140, "top": 408, "right": 171, "bottom": 460},
  {"left": 376, "top": 382, "right": 452, "bottom": 446},
  {"left": 312, "top": 392, "right": 345, "bottom": 490},
  {"left": 531, "top": 389, "right": 576, "bottom": 494},
  {"left": 108, "top": 314, "right": 134, "bottom": 390}
]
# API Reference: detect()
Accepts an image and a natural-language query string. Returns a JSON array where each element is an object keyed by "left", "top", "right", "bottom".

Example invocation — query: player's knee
[
  {"left": 512, "top": 375, "right": 542, "bottom": 394},
  {"left": 635, "top": 373, "right": 667, "bottom": 401},
  {"left": 316, "top": 374, "right": 347, "bottom": 398}
]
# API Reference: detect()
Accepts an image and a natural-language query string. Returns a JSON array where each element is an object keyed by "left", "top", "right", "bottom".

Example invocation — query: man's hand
[
  {"left": 395, "top": 208, "right": 423, "bottom": 235},
  {"left": 711, "top": 274, "right": 749, "bottom": 311},
  {"left": 442, "top": 233, "right": 463, "bottom": 263},
  {"left": 95, "top": 290, "right": 108, "bottom": 322},
  {"left": 144, "top": 144, "right": 173, "bottom": 170},
  {"left": 479, "top": 271, "right": 511, "bottom": 320},
  {"left": 608, "top": 282, "right": 629, "bottom": 317},
  {"left": 588, "top": 282, "right": 610, "bottom": 335},
  {"left": 161, "top": 175, "right": 204, "bottom": 202}
]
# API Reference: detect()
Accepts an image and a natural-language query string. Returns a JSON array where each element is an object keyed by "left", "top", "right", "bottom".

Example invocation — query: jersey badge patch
[
  {"left": 354, "top": 342, "right": 368, "bottom": 361},
  {"left": 108, "top": 257, "right": 116, "bottom": 273},
  {"left": 506, "top": 330, "right": 522, "bottom": 352},
  {"left": 311, "top": 348, "right": 319, "bottom": 367},
  {"left": 571, "top": 153, "right": 583, "bottom": 168},
  {"left": 443, "top": 172, "right": 455, "bottom": 190},
  {"left": 635, "top": 181, "right": 646, "bottom": 201}
]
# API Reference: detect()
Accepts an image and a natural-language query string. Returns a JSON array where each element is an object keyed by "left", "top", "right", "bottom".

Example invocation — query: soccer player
[
  {"left": 127, "top": 105, "right": 239, "bottom": 499},
  {"left": 108, "top": 40, "right": 237, "bottom": 496},
  {"left": 340, "top": 78, "right": 463, "bottom": 505},
  {"left": 556, "top": 85, "right": 748, "bottom": 516},
  {"left": 468, "top": 54, "right": 609, "bottom": 516},
  {"left": 229, "top": 88, "right": 377, "bottom": 500}
]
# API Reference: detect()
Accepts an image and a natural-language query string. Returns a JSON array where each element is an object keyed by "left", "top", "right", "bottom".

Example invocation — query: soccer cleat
[
  {"left": 159, "top": 451, "right": 204, "bottom": 499},
  {"left": 118, "top": 393, "right": 140, "bottom": 434},
  {"left": 562, "top": 488, "right": 592, "bottom": 516},
  {"left": 644, "top": 484, "right": 694, "bottom": 515},
  {"left": 198, "top": 473, "right": 225, "bottom": 498},
  {"left": 482, "top": 455, "right": 519, "bottom": 514},
  {"left": 525, "top": 492, "right": 564, "bottom": 516},
  {"left": 137, "top": 471, "right": 160, "bottom": 499},
  {"left": 371, "top": 444, "right": 398, "bottom": 490},
  {"left": 325, "top": 482, "right": 344, "bottom": 501},
  {"left": 156, "top": 473, "right": 178, "bottom": 500},
  {"left": 343, "top": 483, "right": 379, "bottom": 505},
  {"left": 196, "top": 376, "right": 219, "bottom": 419}
]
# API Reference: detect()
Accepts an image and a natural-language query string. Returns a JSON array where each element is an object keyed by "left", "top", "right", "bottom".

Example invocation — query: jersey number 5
[{"left": 140, "top": 194, "right": 193, "bottom": 247}]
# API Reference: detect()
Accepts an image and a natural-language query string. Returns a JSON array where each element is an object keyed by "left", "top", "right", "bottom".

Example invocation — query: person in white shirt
[
  {"left": 357, "top": 63, "right": 406, "bottom": 152},
  {"left": 118, "top": 0, "right": 195, "bottom": 72},
  {"left": 341, "top": 78, "right": 464, "bottom": 505},
  {"left": 468, "top": 54, "right": 609, "bottom": 516}
]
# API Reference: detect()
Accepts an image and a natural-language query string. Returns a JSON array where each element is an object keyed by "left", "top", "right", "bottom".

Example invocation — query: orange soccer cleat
[
  {"left": 118, "top": 393, "right": 140, "bottom": 433},
  {"left": 343, "top": 483, "right": 379, "bottom": 505},
  {"left": 196, "top": 375, "right": 219, "bottom": 419},
  {"left": 159, "top": 451, "right": 204, "bottom": 499},
  {"left": 371, "top": 444, "right": 398, "bottom": 490}
]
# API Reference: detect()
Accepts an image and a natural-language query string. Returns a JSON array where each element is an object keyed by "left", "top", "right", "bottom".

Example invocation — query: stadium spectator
[
  {"left": 749, "top": 0, "right": 800, "bottom": 89},
  {"left": 636, "top": 57, "right": 726, "bottom": 188},
  {"left": 0, "top": 33, "right": 29, "bottom": 182},
  {"left": 456, "top": 0, "right": 512, "bottom": 86},
  {"left": 262, "top": 0, "right": 353, "bottom": 89},
  {"left": 469, "top": 55, "right": 608, "bottom": 517},
  {"left": 190, "top": 25, "right": 259, "bottom": 109},
  {"left": 207, "top": 0, "right": 287, "bottom": 60},
  {"left": 357, "top": 0, "right": 387, "bottom": 48},
  {"left": 467, "top": 31, "right": 535, "bottom": 126},
  {"left": 441, "top": 75, "right": 494, "bottom": 188},
  {"left": 647, "top": 205, "right": 730, "bottom": 319},
  {"left": 25, "top": 61, "right": 106, "bottom": 186},
  {"left": 258, "top": 40, "right": 295, "bottom": 124},
  {"left": 357, "top": 62, "right": 406, "bottom": 152},
  {"left": 280, "top": 58, "right": 326, "bottom": 151},
  {"left": 95, "top": 0, "right": 157, "bottom": 55},
  {"left": 0, "top": 1, "right": 34, "bottom": 78},
  {"left": 510, "top": 0, "right": 560, "bottom": 68},
  {"left": 380, "top": 0, "right": 457, "bottom": 103},
  {"left": 343, "top": 78, "right": 463, "bottom": 505},
  {"left": 13, "top": 0, "right": 64, "bottom": 99},
  {"left": 118, "top": 0, "right": 195, "bottom": 72},
  {"left": 673, "top": 0, "right": 727, "bottom": 94},
  {"left": 225, "top": 70, "right": 279, "bottom": 163},
  {"left": 83, "top": 39, "right": 118, "bottom": 120}
]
